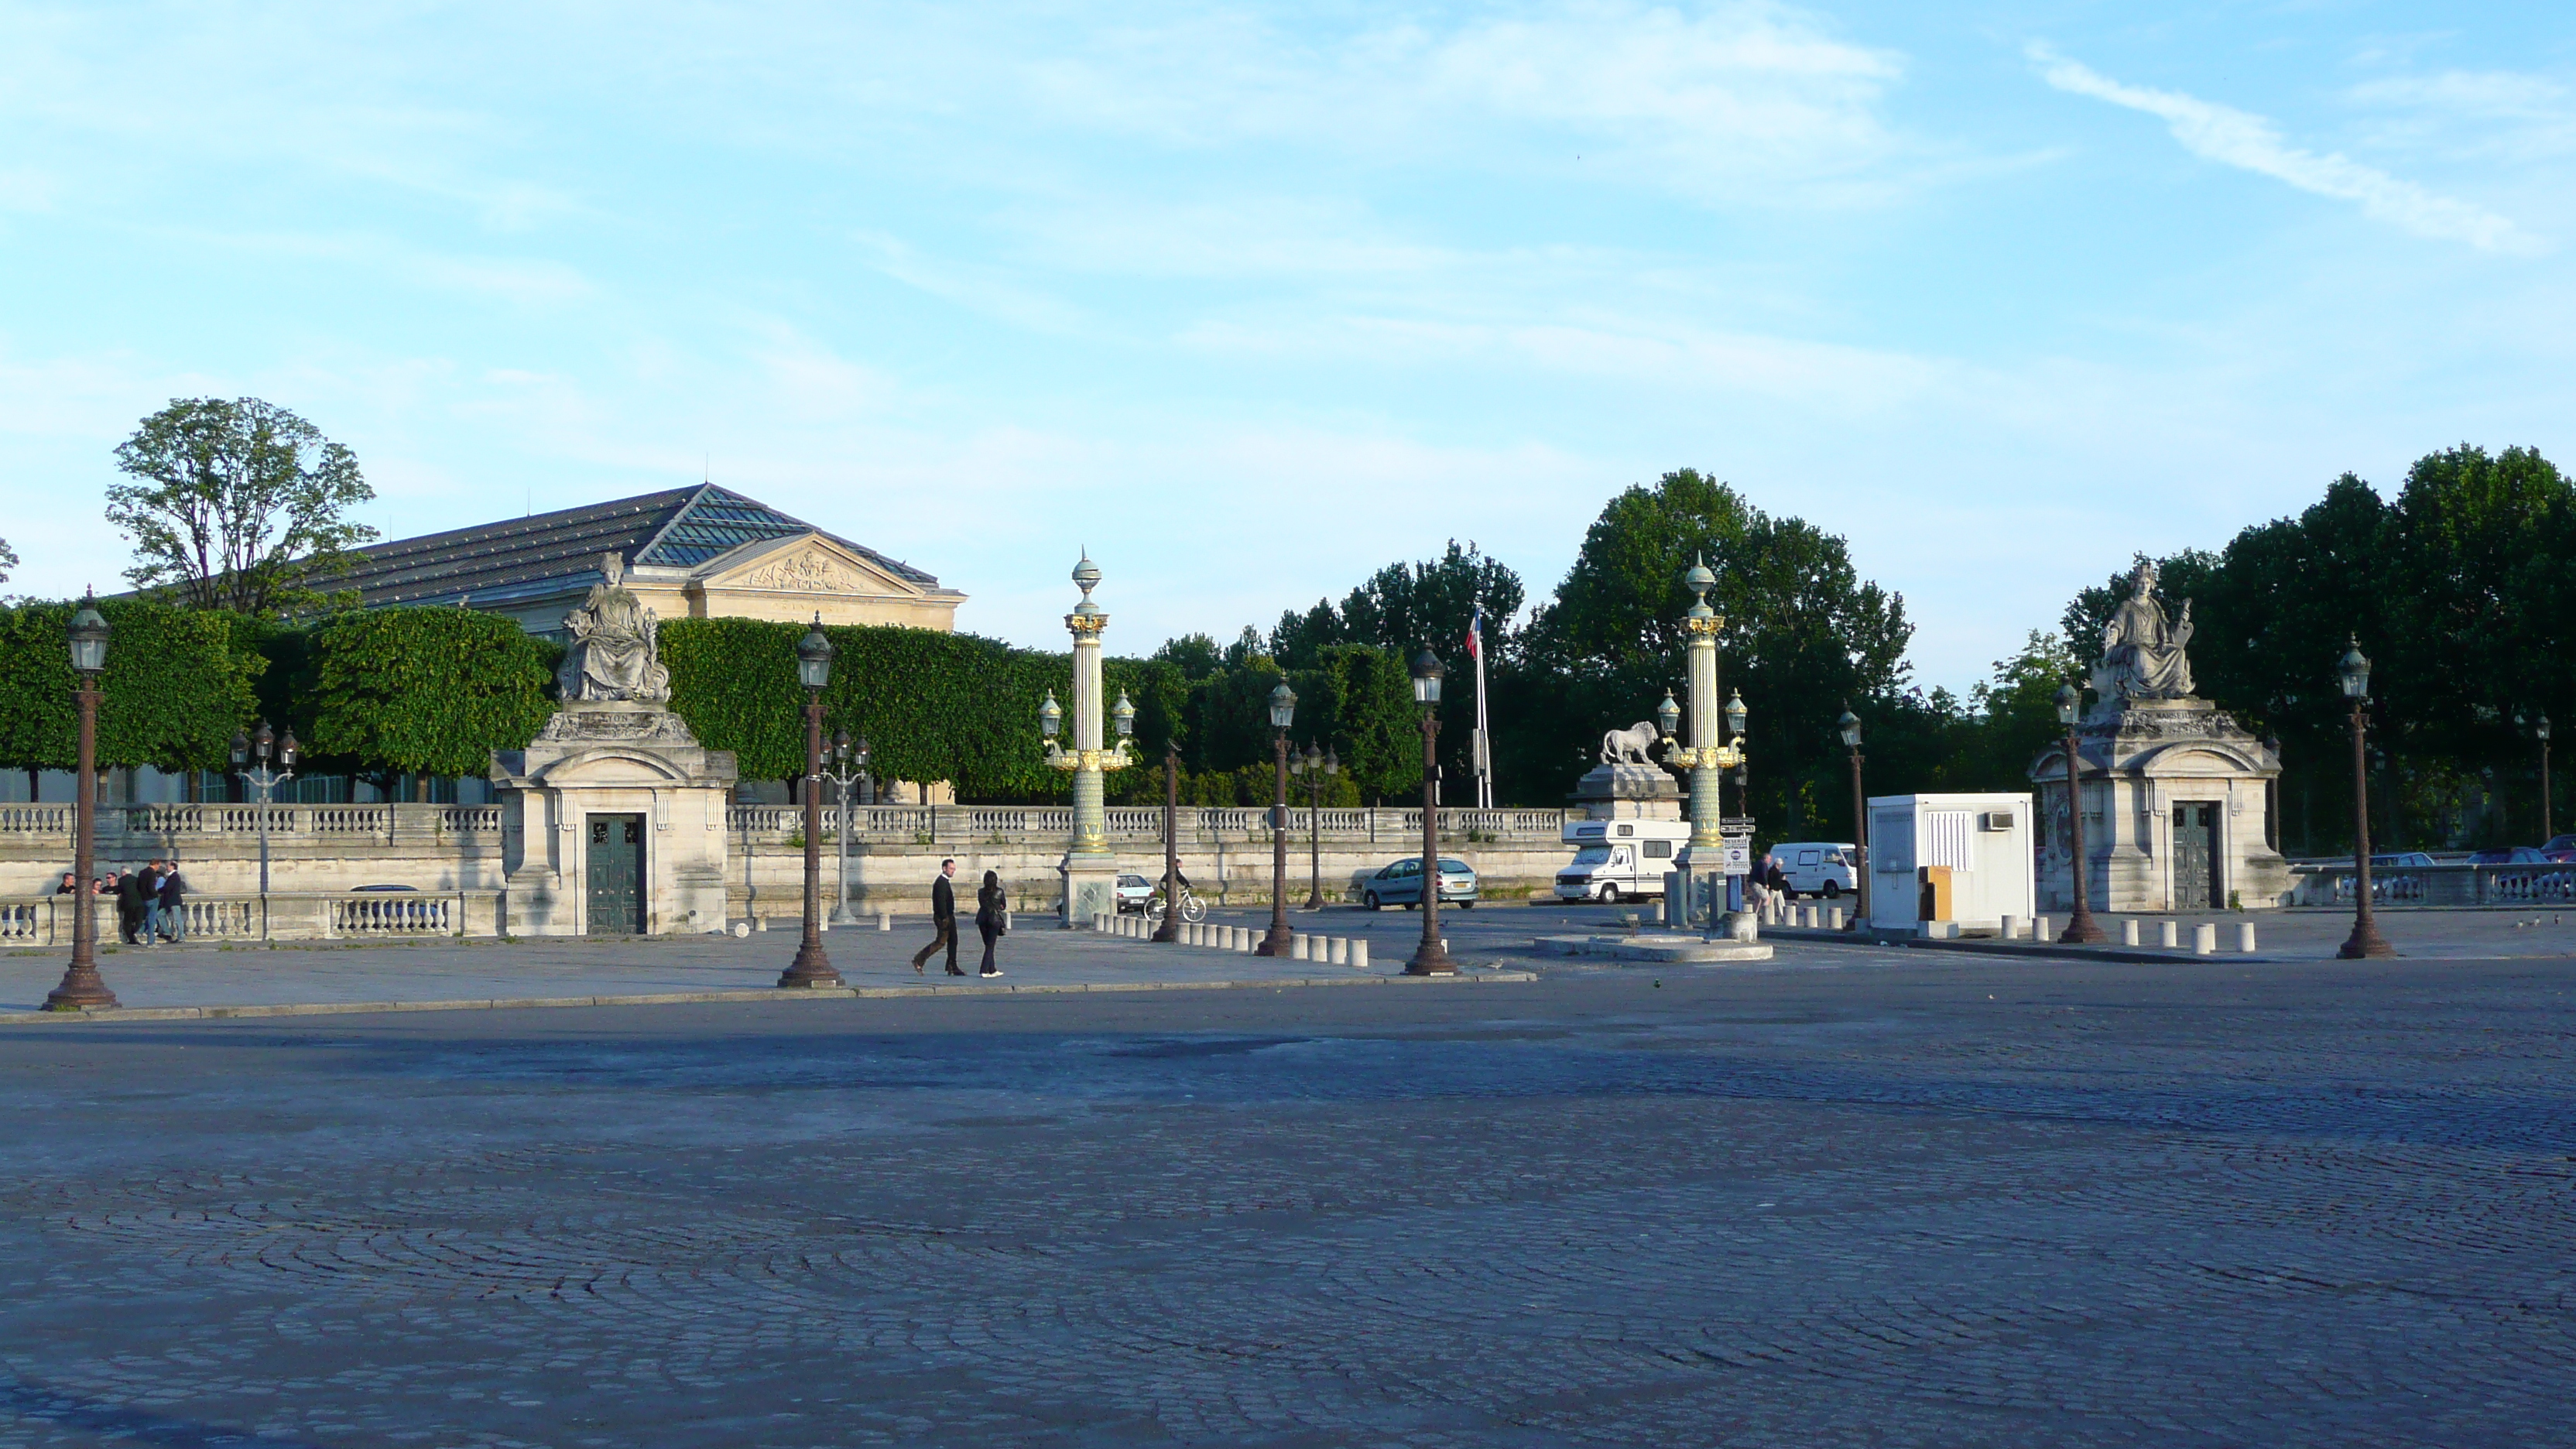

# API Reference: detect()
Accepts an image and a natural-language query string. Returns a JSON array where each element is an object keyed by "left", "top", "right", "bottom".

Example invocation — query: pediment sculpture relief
[{"left": 739, "top": 548, "right": 867, "bottom": 594}]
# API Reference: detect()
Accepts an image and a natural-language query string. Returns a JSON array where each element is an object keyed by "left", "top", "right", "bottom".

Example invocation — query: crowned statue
[
  {"left": 557, "top": 553, "right": 671, "bottom": 704},
  {"left": 2090, "top": 560, "right": 2194, "bottom": 704}
]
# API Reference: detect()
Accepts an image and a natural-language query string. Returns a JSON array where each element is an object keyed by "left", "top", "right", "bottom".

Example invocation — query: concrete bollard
[
  {"left": 1828, "top": 907, "right": 1844, "bottom": 930},
  {"left": 1291, "top": 934, "right": 1309, "bottom": 961},
  {"left": 877, "top": 910, "right": 892, "bottom": 932},
  {"left": 2122, "top": 919, "right": 2141, "bottom": 947},
  {"left": 2193, "top": 922, "right": 2217, "bottom": 956},
  {"left": 1241, "top": 927, "right": 1257, "bottom": 954},
  {"left": 1351, "top": 939, "right": 1369, "bottom": 970},
  {"left": 1999, "top": 913, "right": 2019, "bottom": 940},
  {"left": 2034, "top": 915, "right": 2053, "bottom": 941},
  {"left": 2237, "top": 922, "right": 2258, "bottom": 953},
  {"left": 1329, "top": 937, "right": 1349, "bottom": 965},
  {"left": 2160, "top": 920, "right": 2180, "bottom": 949},
  {"left": 1222, "top": 926, "right": 1240, "bottom": 951}
]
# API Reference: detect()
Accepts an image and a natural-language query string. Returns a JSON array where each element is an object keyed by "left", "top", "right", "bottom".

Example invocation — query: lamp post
[
  {"left": 1838, "top": 705, "right": 1868, "bottom": 933},
  {"left": 1653, "top": 562, "right": 1746, "bottom": 928},
  {"left": 1153, "top": 740, "right": 1182, "bottom": 943},
  {"left": 1259, "top": 681, "right": 1298, "bottom": 956},
  {"left": 2338, "top": 637, "right": 2396, "bottom": 959},
  {"left": 46, "top": 594, "right": 115, "bottom": 1012},
  {"left": 1291, "top": 742, "right": 1340, "bottom": 909},
  {"left": 1042, "top": 553, "right": 1135, "bottom": 925},
  {"left": 1405, "top": 649, "right": 1453, "bottom": 974},
  {"left": 2052, "top": 684, "right": 2105, "bottom": 944},
  {"left": 230, "top": 720, "right": 299, "bottom": 898},
  {"left": 824, "top": 730, "right": 871, "bottom": 925},
  {"left": 2520, "top": 711, "right": 2554, "bottom": 841},
  {"left": 779, "top": 615, "right": 843, "bottom": 988}
]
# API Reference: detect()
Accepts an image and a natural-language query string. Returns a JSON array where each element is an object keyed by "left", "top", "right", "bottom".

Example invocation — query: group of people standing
[
  {"left": 909, "top": 858, "right": 1009, "bottom": 978},
  {"left": 55, "top": 859, "right": 187, "bottom": 946}
]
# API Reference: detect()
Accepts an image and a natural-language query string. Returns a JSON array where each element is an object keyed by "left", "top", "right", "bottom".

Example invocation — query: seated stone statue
[
  {"left": 557, "top": 553, "right": 672, "bottom": 704},
  {"left": 2091, "top": 560, "right": 2194, "bottom": 703}
]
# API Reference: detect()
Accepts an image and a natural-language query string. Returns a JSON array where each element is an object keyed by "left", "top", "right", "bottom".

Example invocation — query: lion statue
[{"left": 1599, "top": 721, "right": 1660, "bottom": 765}]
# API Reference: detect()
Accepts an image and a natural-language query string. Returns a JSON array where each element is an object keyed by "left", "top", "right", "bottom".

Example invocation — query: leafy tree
[
  {"left": 1270, "top": 540, "right": 1524, "bottom": 669},
  {"left": 303, "top": 609, "right": 560, "bottom": 792},
  {"left": 1516, "top": 469, "right": 1913, "bottom": 829},
  {"left": 0, "top": 536, "right": 15, "bottom": 587},
  {"left": 0, "top": 598, "right": 263, "bottom": 772},
  {"left": 107, "top": 398, "right": 378, "bottom": 615},
  {"left": 1152, "top": 632, "right": 1224, "bottom": 680}
]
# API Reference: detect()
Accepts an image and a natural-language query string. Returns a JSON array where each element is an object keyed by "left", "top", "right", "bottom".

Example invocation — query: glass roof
[{"left": 635, "top": 490, "right": 812, "bottom": 567}]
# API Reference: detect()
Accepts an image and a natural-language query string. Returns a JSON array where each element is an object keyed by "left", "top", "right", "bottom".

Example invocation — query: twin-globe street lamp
[
  {"left": 1406, "top": 648, "right": 1453, "bottom": 975},
  {"left": 45, "top": 594, "right": 115, "bottom": 1012},
  {"left": 1258, "top": 680, "right": 1299, "bottom": 957},
  {"left": 1291, "top": 742, "right": 1340, "bottom": 909},
  {"left": 2518, "top": 710, "right": 2554, "bottom": 841},
  {"left": 2053, "top": 683, "right": 2107, "bottom": 945},
  {"left": 2338, "top": 636, "right": 2397, "bottom": 960},
  {"left": 229, "top": 720, "right": 299, "bottom": 897},
  {"left": 779, "top": 615, "right": 844, "bottom": 989},
  {"left": 824, "top": 728, "right": 872, "bottom": 927}
]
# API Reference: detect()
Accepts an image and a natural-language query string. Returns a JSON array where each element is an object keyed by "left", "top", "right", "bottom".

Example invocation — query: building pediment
[{"left": 694, "top": 533, "right": 926, "bottom": 599}]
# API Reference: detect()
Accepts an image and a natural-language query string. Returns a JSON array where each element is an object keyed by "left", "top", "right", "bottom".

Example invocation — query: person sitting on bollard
[
  {"left": 910, "top": 858, "right": 962, "bottom": 976},
  {"left": 975, "top": 870, "right": 1007, "bottom": 978}
]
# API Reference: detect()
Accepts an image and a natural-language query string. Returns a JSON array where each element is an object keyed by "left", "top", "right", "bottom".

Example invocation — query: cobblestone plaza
[{"left": 3, "top": 947, "right": 2571, "bottom": 1446}]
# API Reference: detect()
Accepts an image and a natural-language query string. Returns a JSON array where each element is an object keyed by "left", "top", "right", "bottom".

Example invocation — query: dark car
[
  {"left": 2541, "top": 834, "right": 2576, "bottom": 865},
  {"left": 2470, "top": 847, "right": 2547, "bottom": 866}
]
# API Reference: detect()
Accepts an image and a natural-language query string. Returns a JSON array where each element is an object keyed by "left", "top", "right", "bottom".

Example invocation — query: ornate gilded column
[
  {"left": 1656, "top": 559, "right": 1747, "bottom": 933},
  {"left": 1043, "top": 553, "right": 1133, "bottom": 925}
]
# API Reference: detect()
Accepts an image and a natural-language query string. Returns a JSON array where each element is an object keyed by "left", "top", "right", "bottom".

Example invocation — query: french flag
[{"left": 1465, "top": 604, "right": 1482, "bottom": 661}]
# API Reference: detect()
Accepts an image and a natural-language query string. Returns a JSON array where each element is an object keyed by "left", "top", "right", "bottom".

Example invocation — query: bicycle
[{"left": 1145, "top": 886, "right": 1208, "bottom": 926}]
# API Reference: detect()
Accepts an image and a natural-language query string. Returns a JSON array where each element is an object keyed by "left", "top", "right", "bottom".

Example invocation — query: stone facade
[
  {"left": 489, "top": 703, "right": 738, "bottom": 937},
  {"left": 1568, "top": 763, "right": 1684, "bottom": 821}
]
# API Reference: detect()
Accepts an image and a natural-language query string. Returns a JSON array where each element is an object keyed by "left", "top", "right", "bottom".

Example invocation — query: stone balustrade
[
  {"left": 2287, "top": 862, "right": 2576, "bottom": 907},
  {"left": 0, "top": 890, "right": 505, "bottom": 945},
  {"left": 721, "top": 803, "right": 1572, "bottom": 846}
]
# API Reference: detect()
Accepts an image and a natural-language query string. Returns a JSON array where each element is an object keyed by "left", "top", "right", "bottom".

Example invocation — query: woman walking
[{"left": 975, "top": 870, "right": 1008, "bottom": 978}]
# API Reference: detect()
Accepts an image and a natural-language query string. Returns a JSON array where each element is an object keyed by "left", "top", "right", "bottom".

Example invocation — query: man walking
[{"left": 910, "top": 858, "right": 962, "bottom": 976}]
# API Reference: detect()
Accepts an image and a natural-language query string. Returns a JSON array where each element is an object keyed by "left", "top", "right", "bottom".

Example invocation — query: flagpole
[{"left": 1472, "top": 608, "right": 1493, "bottom": 810}]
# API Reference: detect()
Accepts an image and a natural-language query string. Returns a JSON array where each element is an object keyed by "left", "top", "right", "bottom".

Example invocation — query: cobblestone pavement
[{"left": 3, "top": 954, "right": 2572, "bottom": 1446}]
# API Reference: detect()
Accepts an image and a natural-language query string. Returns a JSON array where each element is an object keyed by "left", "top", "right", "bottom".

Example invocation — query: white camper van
[{"left": 1555, "top": 818, "right": 1693, "bottom": 903}]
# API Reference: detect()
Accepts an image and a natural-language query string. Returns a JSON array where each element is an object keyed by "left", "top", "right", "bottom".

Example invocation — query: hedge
[{"left": 0, "top": 599, "right": 263, "bottom": 772}]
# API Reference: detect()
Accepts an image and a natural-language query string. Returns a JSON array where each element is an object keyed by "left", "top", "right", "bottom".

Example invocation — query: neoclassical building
[{"left": 318, "top": 484, "right": 966, "bottom": 638}]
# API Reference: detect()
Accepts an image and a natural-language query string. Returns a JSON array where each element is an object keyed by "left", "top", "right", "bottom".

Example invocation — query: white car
[{"left": 1766, "top": 842, "right": 1858, "bottom": 899}]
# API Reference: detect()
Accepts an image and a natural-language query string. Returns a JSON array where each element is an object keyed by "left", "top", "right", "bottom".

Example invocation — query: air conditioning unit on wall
[{"left": 1978, "top": 811, "right": 2016, "bottom": 832}]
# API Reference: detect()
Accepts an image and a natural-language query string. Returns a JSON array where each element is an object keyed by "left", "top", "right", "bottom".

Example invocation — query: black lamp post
[
  {"left": 2054, "top": 683, "right": 2105, "bottom": 944},
  {"left": 1725, "top": 690, "right": 1749, "bottom": 820},
  {"left": 2520, "top": 711, "right": 2554, "bottom": 841},
  {"left": 780, "top": 615, "right": 843, "bottom": 988},
  {"left": 2338, "top": 637, "right": 2396, "bottom": 959},
  {"left": 1406, "top": 649, "right": 1453, "bottom": 975},
  {"left": 1837, "top": 704, "right": 1868, "bottom": 933},
  {"left": 1154, "top": 739, "right": 1182, "bottom": 943},
  {"left": 231, "top": 720, "right": 298, "bottom": 898},
  {"left": 1291, "top": 742, "right": 1339, "bottom": 909},
  {"left": 1259, "top": 681, "right": 1297, "bottom": 956},
  {"left": 46, "top": 594, "right": 115, "bottom": 1012}
]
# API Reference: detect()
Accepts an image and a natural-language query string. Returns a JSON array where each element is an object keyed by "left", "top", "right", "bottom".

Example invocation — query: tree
[
  {"left": 0, "top": 598, "right": 263, "bottom": 772},
  {"left": 1270, "top": 541, "right": 1525, "bottom": 669},
  {"left": 303, "top": 609, "right": 560, "bottom": 792},
  {"left": 107, "top": 398, "right": 378, "bottom": 615},
  {"left": 0, "top": 536, "right": 15, "bottom": 587}
]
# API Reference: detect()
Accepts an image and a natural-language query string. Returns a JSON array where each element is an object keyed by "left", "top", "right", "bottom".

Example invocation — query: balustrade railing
[
  {"left": 721, "top": 803, "right": 1575, "bottom": 844},
  {"left": 0, "top": 891, "right": 497, "bottom": 944},
  {"left": 2298, "top": 862, "right": 2576, "bottom": 907}
]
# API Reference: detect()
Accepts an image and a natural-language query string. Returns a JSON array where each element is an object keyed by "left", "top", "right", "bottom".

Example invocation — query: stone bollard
[
  {"left": 1828, "top": 907, "right": 1844, "bottom": 930},
  {"left": 1999, "top": 913, "right": 2019, "bottom": 940},
  {"left": 2034, "top": 915, "right": 2053, "bottom": 941},
  {"left": 1329, "top": 937, "right": 1349, "bottom": 965},
  {"left": 2122, "top": 919, "right": 2141, "bottom": 947},
  {"left": 1241, "top": 927, "right": 1257, "bottom": 954},
  {"left": 2160, "top": 920, "right": 2180, "bottom": 950},
  {"left": 877, "top": 910, "right": 892, "bottom": 932},
  {"left": 1290, "top": 934, "right": 1308, "bottom": 961},
  {"left": 1223, "top": 926, "right": 1241, "bottom": 951},
  {"left": 2193, "top": 922, "right": 2217, "bottom": 956},
  {"left": 2237, "top": 923, "right": 2258, "bottom": 953},
  {"left": 1351, "top": 938, "right": 1369, "bottom": 970}
]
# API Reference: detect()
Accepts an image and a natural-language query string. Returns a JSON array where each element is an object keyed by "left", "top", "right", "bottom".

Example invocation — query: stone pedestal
[
  {"left": 1061, "top": 856, "right": 1120, "bottom": 929},
  {"left": 490, "top": 702, "right": 738, "bottom": 936},
  {"left": 2030, "top": 699, "right": 2292, "bottom": 913},
  {"left": 1570, "top": 764, "right": 1684, "bottom": 821}
]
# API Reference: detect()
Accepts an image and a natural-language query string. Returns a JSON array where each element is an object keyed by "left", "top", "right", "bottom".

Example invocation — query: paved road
[{"left": 4, "top": 953, "right": 2572, "bottom": 1446}]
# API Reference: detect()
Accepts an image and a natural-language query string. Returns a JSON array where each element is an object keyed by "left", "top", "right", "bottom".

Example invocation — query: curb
[
  {"left": 0, "top": 970, "right": 1540, "bottom": 1026},
  {"left": 1753, "top": 923, "right": 2285, "bottom": 965}
]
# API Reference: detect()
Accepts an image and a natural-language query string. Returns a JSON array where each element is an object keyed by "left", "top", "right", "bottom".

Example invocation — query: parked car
[
  {"left": 1361, "top": 857, "right": 1477, "bottom": 910},
  {"left": 1114, "top": 873, "right": 1155, "bottom": 913},
  {"left": 2368, "top": 853, "right": 2436, "bottom": 868},
  {"left": 2469, "top": 847, "right": 2548, "bottom": 867},
  {"left": 2541, "top": 834, "right": 2576, "bottom": 864},
  {"left": 1765, "top": 842, "right": 1859, "bottom": 899}
]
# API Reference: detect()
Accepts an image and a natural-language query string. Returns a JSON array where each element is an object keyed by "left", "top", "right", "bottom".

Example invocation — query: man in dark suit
[
  {"left": 910, "top": 858, "right": 961, "bottom": 975},
  {"left": 156, "top": 859, "right": 187, "bottom": 943},
  {"left": 114, "top": 868, "right": 149, "bottom": 946}
]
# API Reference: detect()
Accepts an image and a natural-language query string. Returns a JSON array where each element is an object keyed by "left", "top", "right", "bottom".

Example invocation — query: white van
[
  {"left": 1765, "top": 842, "right": 1859, "bottom": 899},
  {"left": 1555, "top": 819, "right": 1692, "bottom": 903}
]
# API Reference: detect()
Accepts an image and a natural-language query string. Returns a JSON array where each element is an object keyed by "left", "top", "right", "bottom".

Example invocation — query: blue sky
[{"left": 2, "top": 2, "right": 2570, "bottom": 692}]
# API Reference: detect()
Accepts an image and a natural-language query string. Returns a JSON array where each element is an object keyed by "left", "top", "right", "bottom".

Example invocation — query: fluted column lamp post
[
  {"left": 1405, "top": 649, "right": 1454, "bottom": 975},
  {"left": 1042, "top": 553, "right": 1135, "bottom": 926},
  {"left": 779, "top": 615, "right": 844, "bottom": 989},
  {"left": 46, "top": 594, "right": 115, "bottom": 1012},
  {"left": 1259, "top": 681, "right": 1297, "bottom": 956},
  {"left": 2338, "top": 637, "right": 2397, "bottom": 960},
  {"left": 1653, "top": 561, "right": 1746, "bottom": 923}
]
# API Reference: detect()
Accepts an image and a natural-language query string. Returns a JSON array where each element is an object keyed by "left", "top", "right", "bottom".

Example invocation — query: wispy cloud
[{"left": 2028, "top": 43, "right": 2538, "bottom": 255}]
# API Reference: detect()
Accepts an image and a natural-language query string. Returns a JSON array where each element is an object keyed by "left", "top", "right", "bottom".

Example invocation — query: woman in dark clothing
[{"left": 974, "top": 870, "right": 1007, "bottom": 978}]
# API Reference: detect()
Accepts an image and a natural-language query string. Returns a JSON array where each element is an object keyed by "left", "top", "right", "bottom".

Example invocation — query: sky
[{"left": 2, "top": 1, "right": 2570, "bottom": 694}]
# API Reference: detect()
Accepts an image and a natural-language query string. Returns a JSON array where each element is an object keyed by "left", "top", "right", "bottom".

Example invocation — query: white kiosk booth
[{"left": 1865, "top": 793, "right": 2035, "bottom": 935}]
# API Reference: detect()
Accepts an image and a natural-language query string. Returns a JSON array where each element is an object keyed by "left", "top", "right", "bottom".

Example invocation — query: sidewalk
[
  {"left": 0, "top": 922, "right": 1534, "bottom": 1024},
  {"left": 1752, "top": 906, "right": 2576, "bottom": 963}
]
